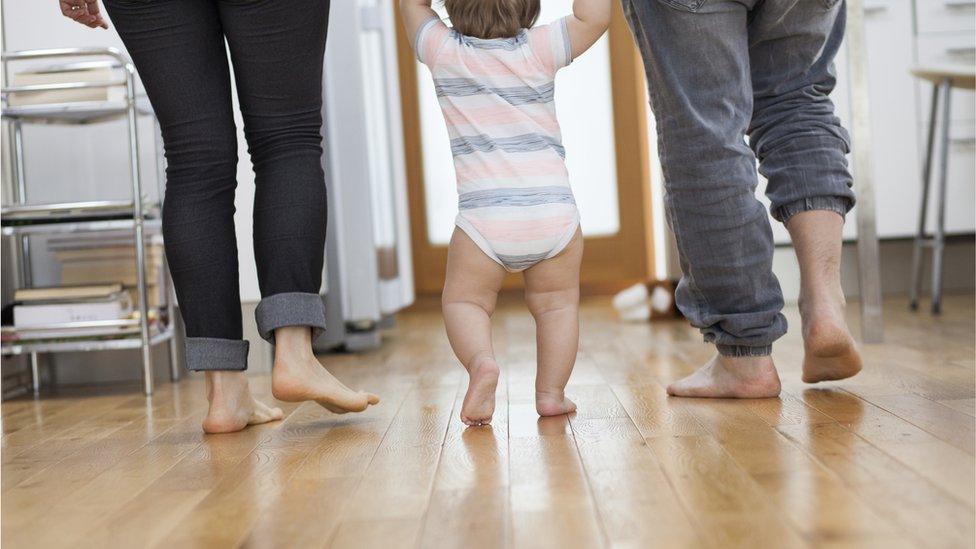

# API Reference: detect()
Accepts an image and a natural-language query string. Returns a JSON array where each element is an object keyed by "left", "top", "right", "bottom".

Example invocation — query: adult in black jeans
[{"left": 62, "top": 0, "right": 379, "bottom": 433}]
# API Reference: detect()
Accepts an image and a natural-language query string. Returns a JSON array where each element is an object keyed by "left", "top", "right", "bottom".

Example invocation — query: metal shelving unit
[{"left": 1, "top": 47, "right": 178, "bottom": 396}]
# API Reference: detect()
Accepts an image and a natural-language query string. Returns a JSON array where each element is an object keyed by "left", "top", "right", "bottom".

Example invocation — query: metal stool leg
[
  {"left": 931, "top": 78, "right": 952, "bottom": 315},
  {"left": 29, "top": 353, "right": 41, "bottom": 396},
  {"left": 11, "top": 122, "right": 42, "bottom": 396},
  {"left": 910, "top": 82, "right": 940, "bottom": 310},
  {"left": 121, "top": 65, "right": 153, "bottom": 395}
]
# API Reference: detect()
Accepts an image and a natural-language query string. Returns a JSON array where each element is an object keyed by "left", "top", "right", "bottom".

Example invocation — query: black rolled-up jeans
[{"left": 103, "top": 0, "right": 331, "bottom": 371}]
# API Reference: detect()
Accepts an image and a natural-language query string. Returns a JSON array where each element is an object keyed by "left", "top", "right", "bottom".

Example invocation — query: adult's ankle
[
  {"left": 206, "top": 370, "right": 248, "bottom": 397},
  {"left": 273, "top": 326, "right": 315, "bottom": 361},
  {"left": 714, "top": 354, "right": 776, "bottom": 378}
]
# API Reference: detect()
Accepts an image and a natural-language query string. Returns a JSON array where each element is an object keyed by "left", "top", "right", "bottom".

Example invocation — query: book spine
[{"left": 13, "top": 300, "right": 133, "bottom": 327}]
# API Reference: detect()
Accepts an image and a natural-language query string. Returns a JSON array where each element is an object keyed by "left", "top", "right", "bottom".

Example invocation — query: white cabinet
[
  {"left": 862, "top": 0, "right": 925, "bottom": 238},
  {"left": 766, "top": 0, "right": 975, "bottom": 244}
]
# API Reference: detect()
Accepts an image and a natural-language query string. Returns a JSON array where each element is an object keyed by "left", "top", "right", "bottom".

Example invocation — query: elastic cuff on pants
[
  {"left": 255, "top": 292, "right": 327, "bottom": 344},
  {"left": 773, "top": 196, "right": 852, "bottom": 224},
  {"left": 716, "top": 344, "right": 773, "bottom": 357},
  {"left": 186, "top": 337, "right": 249, "bottom": 371}
]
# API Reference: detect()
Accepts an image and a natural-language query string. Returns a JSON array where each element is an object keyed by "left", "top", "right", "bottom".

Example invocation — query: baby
[{"left": 401, "top": 0, "right": 611, "bottom": 425}]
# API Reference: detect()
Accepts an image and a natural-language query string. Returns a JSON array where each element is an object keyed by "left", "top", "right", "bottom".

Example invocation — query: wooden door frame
[{"left": 394, "top": 2, "right": 655, "bottom": 295}]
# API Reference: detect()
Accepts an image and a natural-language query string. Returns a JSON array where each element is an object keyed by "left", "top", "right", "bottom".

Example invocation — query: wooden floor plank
[
  {"left": 939, "top": 397, "right": 976, "bottom": 417},
  {"left": 570, "top": 418, "right": 703, "bottom": 547},
  {"left": 799, "top": 388, "right": 976, "bottom": 507},
  {"left": 856, "top": 392, "right": 975, "bottom": 454},
  {"left": 4, "top": 412, "right": 206, "bottom": 548},
  {"left": 508, "top": 396, "right": 604, "bottom": 548},
  {"left": 647, "top": 434, "right": 808, "bottom": 548},
  {"left": 155, "top": 400, "right": 369, "bottom": 547},
  {"left": 778, "top": 421, "right": 976, "bottom": 547},
  {"left": 418, "top": 380, "right": 511, "bottom": 549},
  {"left": 74, "top": 413, "right": 291, "bottom": 548},
  {"left": 240, "top": 379, "right": 415, "bottom": 548},
  {"left": 325, "top": 379, "right": 460, "bottom": 548}
]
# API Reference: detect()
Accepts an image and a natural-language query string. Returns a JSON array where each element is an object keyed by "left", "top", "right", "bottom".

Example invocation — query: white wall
[{"left": 1, "top": 2, "right": 262, "bottom": 301}]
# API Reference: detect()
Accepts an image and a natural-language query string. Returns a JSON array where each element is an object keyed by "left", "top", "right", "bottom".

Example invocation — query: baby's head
[{"left": 444, "top": 0, "right": 540, "bottom": 40}]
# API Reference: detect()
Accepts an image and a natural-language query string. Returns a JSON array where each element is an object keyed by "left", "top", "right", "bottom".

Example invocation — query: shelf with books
[
  {"left": 3, "top": 284, "right": 171, "bottom": 356},
  {"left": 1, "top": 47, "right": 177, "bottom": 396},
  {"left": 3, "top": 57, "right": 153, "bottom": 124}
]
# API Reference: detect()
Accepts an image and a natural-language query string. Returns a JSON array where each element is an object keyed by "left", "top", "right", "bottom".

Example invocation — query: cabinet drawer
[
  {"left": 915, "top": 119, "right": 976, "bottom": 235},
  {"left": 915, "top": 33, "right": 976, "bottom": 122},
  {"left": 916, "top": 32, "right": 976, "bottom": 66},
  {"left": 915, "top": 0, "right": 976, "bottom": 34}
]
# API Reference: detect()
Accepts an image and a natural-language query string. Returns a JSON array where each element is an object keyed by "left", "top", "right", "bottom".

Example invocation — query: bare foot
[
  {"left": 666, "top": 355, "right": 781, "bottom": 398},
  {"left": 800, "top": 293, "right": 862, "bottom": 383},
  {"left": 203, "top": 371, "right": 284, "bottom": 434},
  {"left": 271, "top": 327, "right": 379, "bottom": 414},
  {"left": 536, "top": 389, "right": 577, "bottom": 417},
  {"left": 460, "top": 355, "right": 500, "bottom": 426},
  {"left": 784, "top": 210, "right": 862, "bottom": 384}
]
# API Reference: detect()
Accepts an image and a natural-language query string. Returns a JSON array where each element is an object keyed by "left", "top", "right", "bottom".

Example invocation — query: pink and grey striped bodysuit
[{"left": 416, "top": 16, "right": 578, "bottom": 272}]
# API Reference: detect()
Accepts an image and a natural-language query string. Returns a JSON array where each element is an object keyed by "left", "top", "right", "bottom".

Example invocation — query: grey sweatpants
[{"left": 623, "top": 0, "right": 856, "bottom": 356}]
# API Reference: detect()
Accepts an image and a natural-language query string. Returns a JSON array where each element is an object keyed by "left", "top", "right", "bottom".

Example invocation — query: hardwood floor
[{"left": 2, "top": 294, "right": 974, "bottom": 548}]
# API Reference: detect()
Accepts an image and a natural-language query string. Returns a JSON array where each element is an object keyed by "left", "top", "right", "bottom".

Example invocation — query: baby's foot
[
  {"left": 536, "top": 389, "right": 576, "bottom": 417},
  {"left": 460, "top": 355, "right": 499, "bottom": 426}
]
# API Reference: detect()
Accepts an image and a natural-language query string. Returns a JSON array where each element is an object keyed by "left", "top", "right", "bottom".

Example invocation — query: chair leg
[
  {"left": 30, "top": 353, "right": 41, "bottom": 397},
  {"left": 931, "top": 79, "right": 952, "bottom": 315},
  {"left": 910, "top": 82, "right": 940, "bottom": 311}
]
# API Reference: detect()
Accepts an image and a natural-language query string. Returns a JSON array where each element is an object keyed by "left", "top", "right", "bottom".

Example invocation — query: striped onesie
[{"left": 416, "top": 16, "right": 578, "bottom": 272}]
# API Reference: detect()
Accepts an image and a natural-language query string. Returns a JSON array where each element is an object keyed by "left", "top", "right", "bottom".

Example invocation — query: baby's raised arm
[
  {"left": 565, "top": 0, "right": 612, "bottom": 59},
  {"left": 399, "top": 0, "right": 438, "bottom": 47}
]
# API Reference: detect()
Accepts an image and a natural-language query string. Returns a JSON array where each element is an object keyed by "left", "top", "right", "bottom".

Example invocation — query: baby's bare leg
[
  {"left": 524, "top": 230, "right": 583, "bottom": 417},
  {"left": 442, "top": 229, "right": 507, "bottom": 426}
]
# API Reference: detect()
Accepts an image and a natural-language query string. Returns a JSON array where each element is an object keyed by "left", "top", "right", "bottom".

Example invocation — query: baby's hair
[{"left": 443, "top": 0, "right": 541, "bottom": 40}]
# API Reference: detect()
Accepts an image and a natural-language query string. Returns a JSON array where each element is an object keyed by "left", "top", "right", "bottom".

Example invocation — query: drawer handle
[
  {"left": 944, "top": 0, "right": 976, "bottom": 8},
  {"left": 864, "top": 3, "right": 887, "bottom": 12},
  {"left": 946, "top": 46, "right": 976, "bottom": 57},
  {"left": 951, "top": 136, "right": 976, "bottom": 146}
]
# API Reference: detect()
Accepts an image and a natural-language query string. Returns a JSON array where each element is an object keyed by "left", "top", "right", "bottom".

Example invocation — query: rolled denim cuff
[
  {"left": 716, "top": 344, "right": 773, "bottom": 357},
  {"left": 255, "top": 292, "right": 327, "bottom": 343},
  {"left": 185, "top": 337, "right": 249, "bottom": 371},
  {"left": 773, "top": 196, "right": 853, "bottom": 224}
]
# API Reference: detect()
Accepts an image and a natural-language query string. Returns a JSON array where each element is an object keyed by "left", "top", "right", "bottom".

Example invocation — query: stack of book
[
  {"left": 49, "top": 234, "right": 166, "bottom": 308},
  {"left": 3, "top": 284, "right": 137, "bottom": 342},
  {"left": 7, "top": 61, "right": 126, "bottom": 107}
]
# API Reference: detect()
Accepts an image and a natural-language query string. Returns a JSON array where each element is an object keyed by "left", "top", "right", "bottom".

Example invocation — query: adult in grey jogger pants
[{"left": 623, "top": 0, "right": 863, "bottom": 397}]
